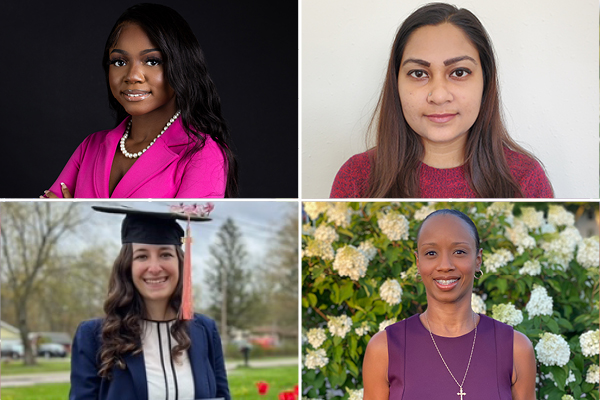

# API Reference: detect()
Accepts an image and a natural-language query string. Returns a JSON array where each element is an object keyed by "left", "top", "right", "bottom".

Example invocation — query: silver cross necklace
[{"left": 424, "top": 311, "right": 478, "bottom": 400}]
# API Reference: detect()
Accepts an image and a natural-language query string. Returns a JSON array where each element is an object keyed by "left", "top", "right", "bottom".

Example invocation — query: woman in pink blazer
[{"left": 42, "top": 4, "right": 238, "bottom": 199}]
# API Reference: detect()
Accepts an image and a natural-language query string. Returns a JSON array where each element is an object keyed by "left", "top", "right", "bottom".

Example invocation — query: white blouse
[{"left": 141, "top": 320, "right": 195, "bottom": 400}]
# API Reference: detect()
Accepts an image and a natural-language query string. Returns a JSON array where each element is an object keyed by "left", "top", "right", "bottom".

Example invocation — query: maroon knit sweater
[{"left": 330, "top": 148, "right": 553, "bottom": 198}]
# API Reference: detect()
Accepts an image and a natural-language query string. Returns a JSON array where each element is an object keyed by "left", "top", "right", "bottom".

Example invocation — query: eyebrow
[
  {"left": 110, "top": 48, "right": 162, "bottom": 56},
  {"left": 419, "top": 241, "right": 471, "bottom": 247},
  {"left": 402, "top": 55, "right": 477, "bottom": 67}
]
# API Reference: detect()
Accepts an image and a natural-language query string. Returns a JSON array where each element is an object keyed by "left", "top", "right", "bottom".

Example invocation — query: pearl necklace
[
  {"left": 425, "top": 312, "right": 478, "bottom": 400},
  {"left": 119, "top": 110, "right": 181, "bottom": 159}
]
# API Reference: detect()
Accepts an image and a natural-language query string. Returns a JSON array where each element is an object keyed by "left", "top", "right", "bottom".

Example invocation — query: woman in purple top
[{"left": 363, "top": 209, "right": 536, "bottom": 399}]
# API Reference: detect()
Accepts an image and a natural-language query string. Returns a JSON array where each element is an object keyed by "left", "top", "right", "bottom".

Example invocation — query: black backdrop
[{"left": 0, "top": 1, "right": 298, "bottom": 198}]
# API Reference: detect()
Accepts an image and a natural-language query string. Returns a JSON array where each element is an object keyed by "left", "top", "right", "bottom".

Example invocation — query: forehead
[
  {"left": 418, "top": 214, "right": 476, "bottom": 245},
  {"left": 401, "top": 23, "right": 480, "bottom": 66},
  {"left": 111, "top": 23, "right": 157, "bottom": 50},
  {"left": 132, "top": 243, "right": 175, "bottom": 250}
]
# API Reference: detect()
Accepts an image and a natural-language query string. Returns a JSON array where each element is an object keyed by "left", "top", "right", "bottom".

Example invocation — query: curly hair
[
  {"left": 98, "top": 243, "right": 191, "bottom": 379},
  {"left": 101, "top": 3, "right": 238, "bottom": 197}
]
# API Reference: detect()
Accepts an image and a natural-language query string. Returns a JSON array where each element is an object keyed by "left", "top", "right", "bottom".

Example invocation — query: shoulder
[
  {"left": 330, "top": 150, "right": 372, "bottom": 198},
  {"left": 513, "top": 330, "right": 533, "bottom": 354},
  {"left": 76, "top": 318, "right": 103, "bottom": 335},
  {"left": 366, "top": 330, "right": 388, "bottom": 353},
  {"left": 503, "top": 147, "right": 553, "bottom": 198},
  {"left": 192, "top": 313, "right": 218, "bottom": 331}
]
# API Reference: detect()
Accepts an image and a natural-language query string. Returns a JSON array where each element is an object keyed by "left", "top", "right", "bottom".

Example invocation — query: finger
[
  {"left": 60, "top": 182, "right": 73, "bottom": 198},
  {"left": 44, "top": 190, "right": 59, "bottom": 199}
]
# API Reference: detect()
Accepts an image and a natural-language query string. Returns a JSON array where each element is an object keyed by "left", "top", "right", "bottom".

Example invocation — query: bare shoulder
[
  {"left": 511, "top": 330, "right": 536, "bottom": 399},
  {"left": 363, "top": 330, "right": 390, "bottom": 399},
  {"left": 513, "top": 330, "right": 534, "bottom": 354},
  {"left": 366, "top": 330, "right": 388, "bottom": 354}
]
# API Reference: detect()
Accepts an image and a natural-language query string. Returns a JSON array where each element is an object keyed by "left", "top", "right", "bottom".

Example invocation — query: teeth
[
  {"left": 127, "top": 93, "right": 147, "bottom": 97},
  {"left": 436, "top": 279, "right": 458, "bottom": 285},
  {"left": 145, "top": 277, "right": 167, "bottom": 284}
]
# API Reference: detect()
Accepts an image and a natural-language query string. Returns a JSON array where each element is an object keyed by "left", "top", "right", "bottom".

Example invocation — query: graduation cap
[{"left": 92, "top": 204, "right": 214, "bottom": 320}]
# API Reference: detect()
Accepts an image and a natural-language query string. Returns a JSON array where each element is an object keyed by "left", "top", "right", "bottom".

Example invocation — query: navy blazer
[{"left": 69, "top": 314, "right": 230, "bottom": 400}]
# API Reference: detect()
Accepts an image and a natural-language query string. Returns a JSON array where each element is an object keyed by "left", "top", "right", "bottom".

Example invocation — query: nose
[
  {"left": 125, "top": 62, "right": 144, "bottom": 84},
  {"left": 146, "top": 256, "right": 163, "bottom": 274},
  {"left": 427, "top": 77, "right": 452, "bottom": 104},
  {"left": 436, "top": 251, "right": 455, "bottom": 272}
]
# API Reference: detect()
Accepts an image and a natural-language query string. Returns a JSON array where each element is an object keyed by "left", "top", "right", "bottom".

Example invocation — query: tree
[
  {"left": 1, "top": 202, "right": 87, "bottom": 365},
  {"left": 204, "top": 218, "right": 259, "bottom": 341}
]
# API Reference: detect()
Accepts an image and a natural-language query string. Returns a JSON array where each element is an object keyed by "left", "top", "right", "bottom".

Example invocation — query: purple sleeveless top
[{"left": 385, "top": 314, "right": 513, "bottom": 400}]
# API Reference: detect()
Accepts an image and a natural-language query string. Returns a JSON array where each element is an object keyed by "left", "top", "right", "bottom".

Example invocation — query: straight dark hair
[
  {"left": 367, "top": 2, "right": 544, "bottom": 198},
  {"left": 102, "top": 3, "right": 238, "bottom": 197}
]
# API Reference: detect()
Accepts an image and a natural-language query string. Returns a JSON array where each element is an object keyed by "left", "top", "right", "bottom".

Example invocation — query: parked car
[
  {"left": 37, "top": 343, "right": 67, "bottom": 358},
  {"left": 1, "top": 343, "right": 24, "bottom": 359}
]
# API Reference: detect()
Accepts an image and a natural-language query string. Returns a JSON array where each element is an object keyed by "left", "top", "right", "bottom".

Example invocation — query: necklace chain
[
  {"left": 425, "top": 312, "right": 477, "bottom": 398},
  {"left": 120, "top": 110, "right": 181, "bottom": 159}
]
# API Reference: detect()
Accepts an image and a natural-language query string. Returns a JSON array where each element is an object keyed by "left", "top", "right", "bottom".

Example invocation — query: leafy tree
[{"left": 302, "top": 202, "right": 599, "bottom": 400}]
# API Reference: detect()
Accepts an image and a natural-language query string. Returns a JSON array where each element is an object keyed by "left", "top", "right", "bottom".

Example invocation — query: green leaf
[
  {"left": 496, "top": 278, "right": 508, "bottom": 293},
  {"left": 346, "top": 359, "right": 359, "bottom": 377},
  {"left": 549, "top": 365, "right": 567, "bottom": 388},
  {"left": 333, "top": 345, "right": 344, "bottom": 363},
  {"left": 302, "top": 296, "right": 309, "bottom": 308},
  {"left": 557, "top": 318, "right": 573, "bottom": 331},
  {"left": 313, "top": 372, "right": 325, "bottom": 389},
  {"left": 340, "top": 281, "right": 355, "bottom": 302},
  {"left": 545, "top": 317, "right": 560, "bottom": 334},
  {"left": 307, "top": 293, "right": 317, "bottom": 307},
  {"left": 330, "top": 283, "right": 340, "bottom": 304}
]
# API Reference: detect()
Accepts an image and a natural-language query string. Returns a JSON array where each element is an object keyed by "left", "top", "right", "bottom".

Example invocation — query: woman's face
[
  {"left": 108, "top": 23, "right": 176, "bottom": 118},
  {"left": 131, "top": 243, "right": 179, "bottom": 306},
  {"left": 398, "top": 23, "right": 484, "bottom": 148},
  {"left": 416, "top": 214, "right": 482, "bottom": 305}
]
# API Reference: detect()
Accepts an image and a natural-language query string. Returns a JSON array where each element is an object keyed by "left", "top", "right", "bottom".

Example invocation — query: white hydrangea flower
[
  {"left": 326, "top": 202, "right": 352, "bottom": 228},
  {"left": 347, "top": 388, "right": 364, "bottom": 400},
  {"left": 332, "top": 245, "right": 368, "bottom": 281},
  {"left": 355, "top": 321, "right": 370, "bottom": 337},
  {"left": 379, "top": 279, "right": 402, "bottom": 306},
  {"left": 378, "top": 210, "right": 409, "bottom": 241},
  {"left": 505, "top": 220, "right": 536, "bottom": 254},
  {"left": 540, "top": 222, "right": 557, "bottom": 234},
  {"left": 586, "top": 364, "right": 599, "bottom": 384},
  {"left": 579, "top": 329, "right": 599, "bottom": 357},
  {"left": 526, "top": 285, "right": 553, "bottom": 318},
  {"left": 471, "top": 293, "right": 487, "bottom": 314},
  {"left": 304, "top": 348, "right": 329, "bottom": 369},
  {"left": 577, "top": 236, "right": 599, "bottom": 269},
  {"left": 327, "top": 315, "right": 352, "bottom": 338},
  {"left": 304, "top": 202, "right": 329, "bottom": 220},
  {"left": 561, "top": 395, "right": 575, "bottom": 400},
  {"left": 304, "top": 240, "right": 334, "bottom": 261},
  {"left": 519, "top": 207, "right": 545, "bottom": 230},
  {"left": 314, "top": 224, "right": 339, "bottom": 245},
  {"left": 379, "top": 318, "right": 397, "bottom": 332},
  {"left": 548, "top": 205, "right": 575, "bottom": 227},
  {"left": 414, "top": 204, "right": 436, "bottom": 221},
  {"left": 483, "top": 248, "right": 514, "bottom": 273},
  {"left": 486, "top": 202, "right": 515, "bottom": 223},
  {"left": 306, "top": 328, "right": 327, "bottom": 349},
  {"left": 302, "top": 223, "right": 315, "bottom": 236},
  {"left": 565, "top": 370, "right": 576, "bottom": 386},
  {"left": 358, "top": 240, "right": 378, "bottom": 261},
  {"left": 491, "top": 303, "right": 523, "bottom": 326},
  {"left": 535, "top": 332, "right": 571, "bottom": 367},
  {"left": 519, "top": 260, "right": 542, "bottom": 276},
  {"left": 542, "top": 227, "right": 582, "bottom": 270}
]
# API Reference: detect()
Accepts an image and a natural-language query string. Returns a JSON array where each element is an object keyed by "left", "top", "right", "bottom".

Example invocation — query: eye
[
  {"left": 110, "top": 59, "right": 126, "bottom": 67},
  {"left": 424, "top": 250, "right": 437, "bottom": 256},
  {"left": 454, "top": 249, "right": 466, "bottom": 254},
  {"left": 450, "top": 68, "right": 471, "bottom": 79},
  {"left": 161, "top": 252, "right": 174, "bottom": 258},
  {"left": 134, "top": 254, "right": 147, "bottom": 260},
  {"left": 408, "top": 70, "right": 428, "bottom": 79},
  {"left": 145, "top": 58, "right": 162, "bottom": 66}
]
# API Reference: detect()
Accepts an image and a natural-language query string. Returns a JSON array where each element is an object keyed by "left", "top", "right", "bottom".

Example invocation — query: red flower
[
  {"left": 256, "top": 381, "right": 269, "bottom": 395},
  {"left": 294, "top": 385, "right": 299, "bottom": 396},
  {"left": 278, "top": 390, "right": 297, "bottom": 400}
]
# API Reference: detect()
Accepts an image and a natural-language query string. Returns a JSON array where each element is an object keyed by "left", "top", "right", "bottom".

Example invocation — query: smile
[
  {"left": 426, "top": 113, "right": 457, "bottom": 123},
  {"left": 144, "top": 277, "right": 168, "bottom": 284},
  {"left": 433, "top": 278, "right": 460, "bottom": 290},
  {"left": 122, "top": 91, "right": 151, "bottom": 101}
]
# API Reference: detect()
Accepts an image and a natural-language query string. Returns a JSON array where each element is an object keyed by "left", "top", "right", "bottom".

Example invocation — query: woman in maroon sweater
[{"left": 330, "top": 3, "right": 552, "bottom": 199}]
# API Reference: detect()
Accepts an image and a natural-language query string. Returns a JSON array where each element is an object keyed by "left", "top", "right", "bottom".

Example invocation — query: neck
[
  {"left": 421, "top": 299, "right": 478, "bottom": 337},
  {"left": 129, "top": 101, "right": 177, "bottom": 142},
  {"left": 144, "top": 300, "right": 176, "bottom": 321},
  {"left": 421, "top": 135, "right": 466, "bottom": 168}
]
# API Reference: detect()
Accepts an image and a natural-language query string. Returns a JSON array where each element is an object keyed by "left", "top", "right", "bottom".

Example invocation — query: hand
[{"left": 40, "top": 182, "right": 73, "bottom": 198}]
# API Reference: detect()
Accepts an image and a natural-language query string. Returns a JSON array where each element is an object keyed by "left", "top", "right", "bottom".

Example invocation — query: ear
[
  {"left": 414, "top": 250, "right": 420, "bottom": 269},
  {"left": 475, "top": 248, "right": 483, "bottom": 271}
]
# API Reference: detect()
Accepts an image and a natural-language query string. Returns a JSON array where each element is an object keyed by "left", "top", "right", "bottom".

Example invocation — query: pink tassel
[{"left": 181, "top": 221, "right": 193, "bottom": 320}]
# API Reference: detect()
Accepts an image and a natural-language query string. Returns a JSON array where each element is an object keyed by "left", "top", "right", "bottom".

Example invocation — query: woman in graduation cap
[{"left": 69, "top": 205, "right": 229, "bottom": 400}]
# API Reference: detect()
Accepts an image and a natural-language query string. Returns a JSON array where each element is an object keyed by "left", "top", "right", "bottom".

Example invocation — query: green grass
[
  {"left": 1, "top": 359, "right": 71, "bottom": 375},
  {"left": 1, "top": 364, "right": 298, "bottom": 400}
]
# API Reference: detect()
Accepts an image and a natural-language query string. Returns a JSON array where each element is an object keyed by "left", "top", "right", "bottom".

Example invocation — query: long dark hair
[
  {"left": 367, "top": 2, "right": 543, "bottom": 198},
  {"left": 99, "top": 244, "right": 190, "bottom": 379},
  {"left": 102, "top": 3, "right": 238, "bottom": 197}
]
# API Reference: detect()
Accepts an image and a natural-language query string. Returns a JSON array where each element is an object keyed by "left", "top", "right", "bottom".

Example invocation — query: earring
[{"left": 474, "top": 270, "right": 483, "bottom": 279}]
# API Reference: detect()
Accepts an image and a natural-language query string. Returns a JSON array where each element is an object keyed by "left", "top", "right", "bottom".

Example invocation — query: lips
[
  {"left": 143, "top": 277, "right": 168, "bottom": 285},
  {"left": 433, "top": 277, "right": 460, "bottom": 291},
  {"left": 122, "top": 90, "right": 151, "bottom": 102},
  {"left": 426, "top": 113, "right": 457, "bottom": 123}
]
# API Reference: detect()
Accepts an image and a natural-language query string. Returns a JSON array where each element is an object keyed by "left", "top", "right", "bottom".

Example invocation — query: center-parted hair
[
  {"left": 416, "top": 209, "right": 480, "bottom": 249},
  {"left": 99, "top": 243, "right": 190, "bottom": 379},
  {"left": 102, "top": 3, "right": 238, "bottom": 197},
  {"left": 367, "top": 2, "right": 543, "bottom": 198}
]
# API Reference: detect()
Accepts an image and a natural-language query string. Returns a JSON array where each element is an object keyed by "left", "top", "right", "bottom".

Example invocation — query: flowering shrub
[{"left": 302, "top": 202, "right": 599, "bottom": 399}]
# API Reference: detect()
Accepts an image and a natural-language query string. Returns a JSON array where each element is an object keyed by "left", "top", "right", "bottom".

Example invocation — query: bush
[{"left": 302, "top": 202, "right": 599, "bottom": 400}]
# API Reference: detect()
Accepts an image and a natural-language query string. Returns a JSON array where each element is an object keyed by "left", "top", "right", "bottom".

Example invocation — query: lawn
[
  {"left": 1, "top": 364, "right": 298, "bottom": 400},
  {"left": 1, "top": 359, "right": 71, "bottom": 375}
]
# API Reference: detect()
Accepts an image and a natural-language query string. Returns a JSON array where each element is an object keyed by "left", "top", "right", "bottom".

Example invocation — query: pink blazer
[{"left": 49, "top": 118, "right": 226, "bottom": 198}]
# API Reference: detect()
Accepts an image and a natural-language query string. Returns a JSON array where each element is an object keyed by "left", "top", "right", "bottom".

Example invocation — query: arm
[
  {"left": 69, "top": 320, "right": 102, "bottom": 400},
  {"left": 363, "top": 331, "right": 390, "bottom": 400},
  {"left": 45, "top": 137, "right": 93, "bottom": 198},
  {"left": 511, "top": 330, "right": 536, "bottom": 400},
  {"left": 176, "top": 139, "right": 226, "bottom": 198}
]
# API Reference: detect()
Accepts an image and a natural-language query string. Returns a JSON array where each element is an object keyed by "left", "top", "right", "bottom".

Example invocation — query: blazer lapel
[
  {"left": 124, "top": 350, "right": 148, "bottom": 400},
  {"left": 93, "top": 119, "right": 128, "bottom": 198},
  {"left": 189, "top": 317, "right": 210, "bottom": 398}
]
